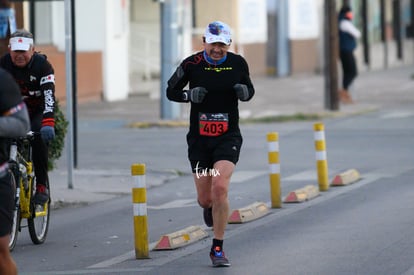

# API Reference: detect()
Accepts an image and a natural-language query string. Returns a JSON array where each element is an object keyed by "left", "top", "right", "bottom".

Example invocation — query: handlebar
[{"left": 15, "top": 131, "right": 40, "bottom": 142}]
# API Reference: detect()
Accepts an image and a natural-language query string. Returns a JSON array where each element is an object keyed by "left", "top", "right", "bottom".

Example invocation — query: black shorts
[
  {"left": 187, "top": 132, "right": 243, "bottom": 173},
  {"left": 0, "top": 172, "right": 14, "bottom": 237}
]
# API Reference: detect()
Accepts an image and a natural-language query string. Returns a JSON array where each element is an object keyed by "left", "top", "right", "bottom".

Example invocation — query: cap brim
[
  {"left": 204, "top": 35, "right": 231, "bottom": 45},
  {"left": 10, "top": 44, "right": 30, "bottom": 51}
]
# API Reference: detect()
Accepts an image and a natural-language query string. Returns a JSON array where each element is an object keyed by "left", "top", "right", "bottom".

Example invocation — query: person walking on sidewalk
[
  {"left": 0, "top": 68, "right": 30, "bottom": 275},
  {"left": 338, "top": 5, "right": 361, "bottom": 104},
  {"left": 166, "top": 20, "right": 255, "bottom": 267},
  {"left": 0, "top": 29, "right": 56, "bottom": 205}
]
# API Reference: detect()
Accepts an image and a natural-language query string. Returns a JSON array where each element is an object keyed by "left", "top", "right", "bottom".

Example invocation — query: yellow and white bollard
[
  {"left": 131, "top": 163, "right": 149, "bottom": 259},
  {"left": 267, "top": 132, "right": 281, "bottom": 208},
  {"left": 313, "top": 123, "right": 329, "bottom": 191}
]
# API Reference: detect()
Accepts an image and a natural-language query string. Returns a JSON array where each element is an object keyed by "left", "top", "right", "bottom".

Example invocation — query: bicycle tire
[
  {"left": 8, "top": 172, "right": 20, "bottom": 252},
  {"left": 28, "top": 202, "right": 50, "bottom": 244},
  {"left": 28, "top": 177, "right": 50, "bottom": 245}
]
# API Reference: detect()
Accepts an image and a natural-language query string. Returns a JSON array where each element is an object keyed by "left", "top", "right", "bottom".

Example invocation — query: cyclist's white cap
[
  {"left": 9, "top": 29, "right": 34, "bottom": 51},
  {"left": 204, "top": 21, "right": 232, "bottom": 45}
]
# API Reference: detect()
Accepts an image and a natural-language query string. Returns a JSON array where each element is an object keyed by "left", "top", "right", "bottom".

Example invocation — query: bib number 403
[
  {"left": 198, "top": 113, "right": 229, "bottom": 137},
  {"left": 201, "top": 122, "right": 227, "bottom": 136}
]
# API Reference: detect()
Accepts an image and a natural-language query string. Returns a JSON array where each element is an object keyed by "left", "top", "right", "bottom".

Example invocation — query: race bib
[{"left": 199, "top": 113, "right": 229, "bottom": 136}]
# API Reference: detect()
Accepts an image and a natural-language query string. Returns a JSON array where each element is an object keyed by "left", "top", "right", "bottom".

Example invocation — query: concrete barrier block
[
  {"left": 284, "top": 185, "right": 320, "bottom": 203},
  {"left": 153, "top": 225, "right": 208, "bottom": 250},
  {"left": 331, "top": 169, "right": 361, "bottom": 186},
  {"left": 228, "top": 201, "right": 270, "bottom": 224}
]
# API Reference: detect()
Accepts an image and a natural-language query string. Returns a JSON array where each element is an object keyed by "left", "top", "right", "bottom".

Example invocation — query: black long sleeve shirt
[
  {"left": 0, "top": 52, "right": 56, "bottom": 128},
  {"left": 167, "top": 51, "right": 254, "bottom": 137}
]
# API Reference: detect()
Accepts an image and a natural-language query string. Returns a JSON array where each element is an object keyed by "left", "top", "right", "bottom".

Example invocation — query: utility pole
[
  {"left": 380, "top": 0, "right": 388, "bottom": 69},
  {"left": 324, "top": 0, "right": 339, "bottom": 111},
  {"left": 64, "top": 0, "right": 74, "bottom": 189},
  {"left": 159, "top": 0, "right": 181, "bottom": 119},
  {"left": 71, "top": 0, "right": 78, "bottom": 168},
  {"left": 362, "top": 0, "right": 371, "bottom": 66}
]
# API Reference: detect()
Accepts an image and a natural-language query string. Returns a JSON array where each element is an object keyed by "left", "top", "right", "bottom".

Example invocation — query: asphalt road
[{"left": 12, "top": 105, "right": 414, "bottom": 275}]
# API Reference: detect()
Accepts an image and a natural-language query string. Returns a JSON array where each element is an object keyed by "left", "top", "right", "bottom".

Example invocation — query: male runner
[{"left": 166, "top": 21, "right": 255, "bottom": 267}]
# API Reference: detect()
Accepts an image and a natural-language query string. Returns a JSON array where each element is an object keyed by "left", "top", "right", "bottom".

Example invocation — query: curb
[{"left": 127, "top": 120, "right": 189, "bottom": 128}]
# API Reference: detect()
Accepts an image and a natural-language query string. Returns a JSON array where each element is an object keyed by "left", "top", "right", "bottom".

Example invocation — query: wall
[
  {"left": 290, "top": 39, "right": 319, "bottom": 74},
  {"left": 239, "top": 43, "right": 267, "bottom": 76},
  {"left": 288, "top": 0, "right": 321, "bottom": 75},
  {"left": 36, "top": 45, "right": 103, "bottom": 103},
  {"left": 103, "top": 0, "right": 129, "bottom": 101},
  {"left": 129, "top": 0, "right": 161, "bottom": 96},
  {"left": 34, "top": 0, "right": 129, "bottom": 102}
]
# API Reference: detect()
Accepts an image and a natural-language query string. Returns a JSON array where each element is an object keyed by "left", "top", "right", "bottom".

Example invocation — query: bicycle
[{"left": 8, "top": 131, "right": 50, "bottom": 251}]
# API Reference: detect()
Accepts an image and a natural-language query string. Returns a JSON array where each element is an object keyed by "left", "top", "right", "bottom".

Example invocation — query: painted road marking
[
  {"left": 283, "top": 170, "right": 317, "bottom": 181},
  {"left": 148, "top": 199, "right": 197, "bottom": 210},
  {"left": 231, "top": 170, "right": 267, "bottom": 183}
]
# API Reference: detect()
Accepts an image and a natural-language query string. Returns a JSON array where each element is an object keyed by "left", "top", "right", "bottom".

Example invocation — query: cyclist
[
  {"left": 0, "top": 29, "right": 56, "bottom": 205},
  {"left": 0, "top": 67, "right": 30, "bottom": 275},
  {"left": 166, "top": 21, "right": 255, "bottom": 267}
]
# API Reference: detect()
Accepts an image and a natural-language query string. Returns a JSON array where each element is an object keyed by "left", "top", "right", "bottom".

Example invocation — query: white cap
[
  {"left": 204, "top": 21, "right": 232, "bottom": 45},
  {"left": 9, "top": 36, "right": 33, "bottom": 51}
]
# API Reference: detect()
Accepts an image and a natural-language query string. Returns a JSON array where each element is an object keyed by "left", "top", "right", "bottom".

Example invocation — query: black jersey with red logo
[
  {"left": 166, "top": 51, "right": 255, "bottom": 136},
  {"left": 0, "top": 52, "right": 55, "bottom": 128}
]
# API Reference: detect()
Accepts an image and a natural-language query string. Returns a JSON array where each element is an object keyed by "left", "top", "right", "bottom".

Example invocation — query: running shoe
[
  {"left": 203, "top": 207, "right": 213, "bottom": 227},
  {"left": 34, "top": 184, "right": 49, "bottom": 205},
  {"left": 210, "top": 246, "right": 230, "bottom": 267}
]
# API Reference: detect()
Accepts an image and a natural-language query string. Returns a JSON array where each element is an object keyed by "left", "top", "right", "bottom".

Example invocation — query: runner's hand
[
  {"left": 233, "top": 84, "right": 249, "bottom": 101},
  {"left": 184, "top": 87, "right": 208, "bottom": 103}
]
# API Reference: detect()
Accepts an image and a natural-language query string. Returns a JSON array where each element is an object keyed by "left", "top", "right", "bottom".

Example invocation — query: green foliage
[{"left": 48, "top": 100, "right": 68, "bottom": 170}]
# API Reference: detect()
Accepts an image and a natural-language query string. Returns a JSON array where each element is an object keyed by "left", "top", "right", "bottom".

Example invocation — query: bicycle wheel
[
  {"left": 28, "top": 177, "right": 50, "bottom": 244},
  {"left": 8, "top": 172, "right": 20, "bottom": 252}
]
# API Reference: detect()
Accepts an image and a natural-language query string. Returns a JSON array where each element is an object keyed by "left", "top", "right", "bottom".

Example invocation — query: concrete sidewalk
[{"left": 49, "top": 65, "right": 414, "bottom": 209}]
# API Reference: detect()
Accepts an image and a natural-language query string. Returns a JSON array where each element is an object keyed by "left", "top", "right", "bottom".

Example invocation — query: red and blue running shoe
[{"left": 210, "top": 246, "right": 230, "bottom": 267}]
